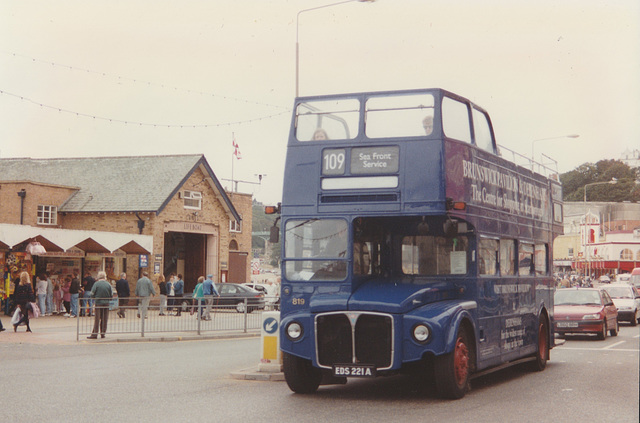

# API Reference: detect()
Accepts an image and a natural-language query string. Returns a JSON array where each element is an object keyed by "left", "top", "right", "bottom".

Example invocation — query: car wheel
[
  {"left": 610, "top": 319, "right": 619, "bottom": 337},
  {"left": 235, "top": 302, "right": 246, "bottom": 313},
  {"left": 529, "top": 316, "right": 549, "bottom": 372},
  {"left": 283, "top": 352, "right": 322, "bottom": 394},
  {"left": 434, "top": 326, "right": 472, "bottom": 399},
  {"left": 631, "top": 310, "right": 638, "bottom": 327},
  {"left": 597, "top": 322, "right": 607, "bottom": 340}
]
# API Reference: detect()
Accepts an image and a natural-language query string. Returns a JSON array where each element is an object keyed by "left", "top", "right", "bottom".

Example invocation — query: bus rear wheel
[
  {"left": 283, "top": 352, "right": 322, "bottom": 394},
  {"left": 529, "top": 317, "right": 549, "bottom": 372},
  {"left": 434, "top": 327, "right": 471, "bottom": 399}
]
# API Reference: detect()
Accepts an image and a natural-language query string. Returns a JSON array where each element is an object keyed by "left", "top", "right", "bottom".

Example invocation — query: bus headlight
[
  {"left": 286, "top": 322, "right": 303, "bottom": 341},
  {"left": 412, "top": 324, "right": 431, "bottom": 344}
]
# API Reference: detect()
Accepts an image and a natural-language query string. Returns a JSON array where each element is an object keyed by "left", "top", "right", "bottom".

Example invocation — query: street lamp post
[
  {"left": 530, "top": 134, "right": 579, "bottom": 171},
  {"left": 295, "top": 0, "right": 375, "bottom": 97},
  {"left": 582, "top": 178, "right": 618, "bottom": 279}
]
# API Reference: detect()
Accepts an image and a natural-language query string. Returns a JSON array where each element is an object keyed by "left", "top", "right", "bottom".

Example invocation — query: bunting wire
[
  {"left": 0, "top": 89, "right": 290, "bottom": 128},
  {"left": 2, "top": 50, "right": 289, "bottom": 111}
]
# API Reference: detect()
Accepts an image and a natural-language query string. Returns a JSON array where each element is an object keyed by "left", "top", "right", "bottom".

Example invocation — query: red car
[{"left": 554, "top": 287, "right": 619, "bottom": 340}]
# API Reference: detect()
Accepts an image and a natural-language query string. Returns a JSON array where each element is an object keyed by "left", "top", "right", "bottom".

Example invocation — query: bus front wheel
[
  {"left": 283, "top": 352, "right": 322, "bottom": 394},
  {"left": 434, "top": 327, "right": 472, "bottom": 399}
]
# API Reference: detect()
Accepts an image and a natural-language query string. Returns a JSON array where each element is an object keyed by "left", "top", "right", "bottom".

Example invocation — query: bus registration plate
[{"left": 332, "top": 364, "right": 376, "bottom": 378}]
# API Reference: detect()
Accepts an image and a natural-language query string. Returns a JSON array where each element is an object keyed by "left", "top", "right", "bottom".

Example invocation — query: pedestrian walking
[
  {"left": 87, "top": 271, "right": 112, "bottom": 339},
  {"left": 135, "top": 271, "right": 155, "bottom": 319},
  {"left": 192, "top": 276, "right": 204, "bottom": 317},
  {"left": 202, "top": 274, "right": 219, "bottom": 320},
  {"left": 12, "top": 271, "right": 35, "bottom": 332}
]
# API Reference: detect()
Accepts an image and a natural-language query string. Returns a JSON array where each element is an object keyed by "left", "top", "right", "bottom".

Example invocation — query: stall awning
[{"left": 0, "top": 224, "right": 153, "bottom": 255}]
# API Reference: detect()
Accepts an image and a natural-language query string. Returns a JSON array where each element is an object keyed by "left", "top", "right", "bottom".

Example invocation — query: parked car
[
  {"left": 601, "top": 283, "right": 640, "bottom": 326},
  {"left": 554, "top": 287, "right": 618, "bottom": 340},
  {"left": 244, "top": 282, "right": 280, "bottom": 310},
  {"left": 177, "top": 283, "right": 266, "bottom": 314},
  {"left": 214, "top": 283, "right": 265, "bottom": 313}
]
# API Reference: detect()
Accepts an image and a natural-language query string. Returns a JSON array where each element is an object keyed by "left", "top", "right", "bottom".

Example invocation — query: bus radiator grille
[{"left": 316, "top": 313, "right": 393, "bottom": 369}]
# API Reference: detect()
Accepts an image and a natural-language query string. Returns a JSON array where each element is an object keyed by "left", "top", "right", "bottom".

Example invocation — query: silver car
[{"left": 602, "top": 284, "right": 640, "bottom": 326}]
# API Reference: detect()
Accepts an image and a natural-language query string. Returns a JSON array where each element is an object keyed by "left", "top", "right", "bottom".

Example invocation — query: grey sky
[{"left": 1, "top": 0, "right": 638, "bottom": 204}]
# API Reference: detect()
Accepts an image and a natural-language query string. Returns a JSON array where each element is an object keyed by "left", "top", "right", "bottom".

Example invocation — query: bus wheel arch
[{"left": 434, "top": 318, "right": 475, "bottom": 399}]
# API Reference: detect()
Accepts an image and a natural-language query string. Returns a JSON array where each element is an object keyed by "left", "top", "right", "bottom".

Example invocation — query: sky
[{"left": 1, "top": 0, "right": 639, "bottom": 205}]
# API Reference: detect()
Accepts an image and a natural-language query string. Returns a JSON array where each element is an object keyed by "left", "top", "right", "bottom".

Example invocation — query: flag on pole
[{"left": 233, "top": 136, "right": 242, "bottom": 159}]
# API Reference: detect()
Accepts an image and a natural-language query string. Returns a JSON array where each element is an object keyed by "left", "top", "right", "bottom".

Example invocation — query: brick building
[{"left": 0, "top": 154, "right": 252, "bottom": 294}]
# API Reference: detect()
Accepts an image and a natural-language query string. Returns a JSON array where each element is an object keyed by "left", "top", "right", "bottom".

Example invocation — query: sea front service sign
[{"left": 350, "top": 146, "right": 399, "bottom": 174}]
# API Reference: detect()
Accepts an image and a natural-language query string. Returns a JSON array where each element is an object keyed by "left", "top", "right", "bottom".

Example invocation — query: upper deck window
[
  {"left": 472, "top": 108, "right": 495, "bottom": 154},
  {"left": 442, "top": 97, "right": 472, "bottom": 143},
  {"left": 365, "top": 94, "right": 435, "bottom": 138},
  {"left": 295, "top": 99, "right": 359, "bottom": 142}
]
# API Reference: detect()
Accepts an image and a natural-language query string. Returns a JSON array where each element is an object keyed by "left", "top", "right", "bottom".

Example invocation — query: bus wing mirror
[
  {"left": 443, "top": 219, "right": 458, "bottom": 236},
  {"left": 269, "top": 216, "right": 281, "bottom": 243},
  {"left": 270, "top": 225, "right": 280, "bottom": 243}
]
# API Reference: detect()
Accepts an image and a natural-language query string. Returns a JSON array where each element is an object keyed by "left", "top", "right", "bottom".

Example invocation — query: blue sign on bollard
[{"left": 263, "top": 317, "right": 278, "bottom": 334}]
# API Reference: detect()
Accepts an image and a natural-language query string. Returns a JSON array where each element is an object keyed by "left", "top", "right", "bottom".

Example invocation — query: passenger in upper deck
[
  {"left": 313, "top": 128, "right": 329, "bottom": 140},
  {"left": 422, "top": 115, "right": 433, "bottom": 135}
]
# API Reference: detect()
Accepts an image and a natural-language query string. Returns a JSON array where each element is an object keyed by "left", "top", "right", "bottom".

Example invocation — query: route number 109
[{"left": 322, "top": 149, "right": 346, "bottom": 175}]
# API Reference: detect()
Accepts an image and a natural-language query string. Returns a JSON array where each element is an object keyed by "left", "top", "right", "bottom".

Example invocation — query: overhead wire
[
  {"left": 0, "top": 50, "right": 291, "bottom": 127},
  {"left": 0, "top": 89, "right": 290, "bottom": 128},
  {"left": 1, "top": 50, "right": 289, "bottom": 111}
]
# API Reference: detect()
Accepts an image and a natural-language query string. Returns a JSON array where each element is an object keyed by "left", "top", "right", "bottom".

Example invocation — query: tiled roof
[{"left": 0, "top": 155, "right": 229, "bottom": 214}]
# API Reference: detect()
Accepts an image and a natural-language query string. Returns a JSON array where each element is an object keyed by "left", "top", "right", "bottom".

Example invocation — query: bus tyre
[
  {"left": 529, "top": 317, "right": 549, "bottom": 372},
  {"left": 434, "top": 327, "right": 471, "bottom": 399},
  {"left": 283, "top": 352, "right": 322, "bottom": 394},
  {"left": 609, "top": 319, "right": 618, "bottom": 337}
]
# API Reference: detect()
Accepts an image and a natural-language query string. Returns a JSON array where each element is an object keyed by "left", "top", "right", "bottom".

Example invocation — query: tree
[{"left": 560, "top": 159, "right": 639, "bottom": 202}]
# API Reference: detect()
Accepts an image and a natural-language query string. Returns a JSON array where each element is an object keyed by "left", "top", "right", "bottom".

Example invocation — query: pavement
[{"left": 0, "top": 312, "right": 284, "bottom": 381}]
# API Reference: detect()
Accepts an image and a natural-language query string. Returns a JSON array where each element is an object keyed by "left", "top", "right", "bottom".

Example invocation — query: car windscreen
[
  {"left": 555, "top": 290, "right": 601, "bottom": 306},
  {"left": 604, "top": 287, "right": 633, "bottom": 299}
]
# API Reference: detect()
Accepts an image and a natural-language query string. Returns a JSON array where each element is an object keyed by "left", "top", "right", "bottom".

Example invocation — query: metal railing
[
  {"left": 498, "top": 144, "right": 559, "bottom": 180},
  {"left": 76, "top": 297, "right": 264, "bottom": 340}
]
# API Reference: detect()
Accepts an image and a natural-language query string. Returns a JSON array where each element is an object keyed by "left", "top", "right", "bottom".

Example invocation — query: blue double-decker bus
[{"left": 270, "top": 88, "right": 563, "bottom": 398}]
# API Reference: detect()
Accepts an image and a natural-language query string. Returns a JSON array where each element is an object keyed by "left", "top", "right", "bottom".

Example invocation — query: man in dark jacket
[
  {"left": 115, "top": 273, "right": 130, "bottom": 318},
  {"left": 69, "top": 273, "right": 81, "bottom": 318},
  {"left": 81, "top": 273, "right": 96, "bottom": 317}
]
